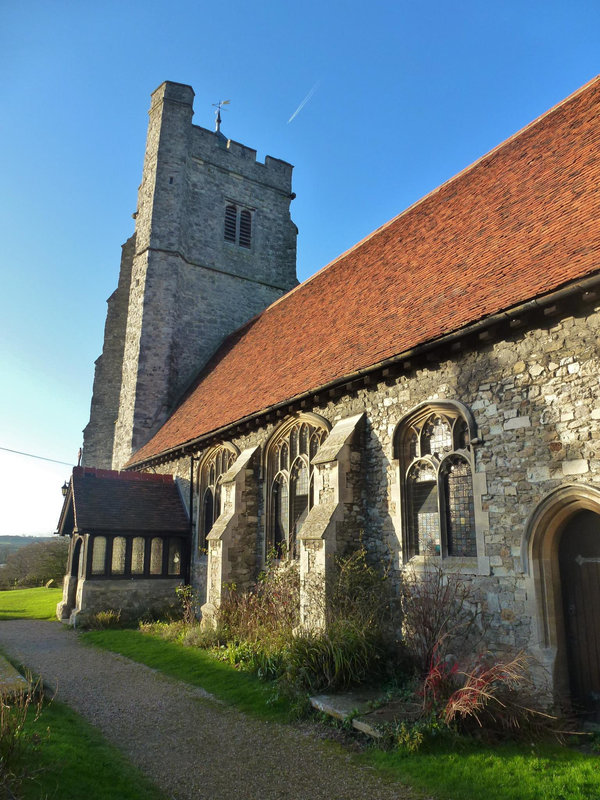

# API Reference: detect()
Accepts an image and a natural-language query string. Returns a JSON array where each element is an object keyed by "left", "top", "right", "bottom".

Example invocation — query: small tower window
[
  {"left": 239, "top": 209, "right": 252, "bottom": 248},
  {"left": 224, "top": 205, "right": 237, "bottom": 243},
  {"left": 224, "top": 204, "right": 253, "bottom": 248}
]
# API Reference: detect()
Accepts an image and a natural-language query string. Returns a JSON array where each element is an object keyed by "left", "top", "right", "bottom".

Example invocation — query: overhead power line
[{"left": 0, "top": 446, "right": 75, "bottom": 468}]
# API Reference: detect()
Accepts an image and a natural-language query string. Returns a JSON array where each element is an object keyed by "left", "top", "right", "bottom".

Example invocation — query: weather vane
[{"left": 212, "top": 99, "right": 230, "bottom": 134}]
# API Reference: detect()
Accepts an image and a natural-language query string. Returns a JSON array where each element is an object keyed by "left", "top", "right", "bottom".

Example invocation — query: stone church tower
[{"left": 83, "top": 81, "right": 298, "bottom": 469}]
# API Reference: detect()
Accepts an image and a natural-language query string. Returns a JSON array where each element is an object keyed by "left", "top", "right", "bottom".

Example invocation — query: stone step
[
  {"left": 0, "top": 654, "right": 30, "bottom": 696},
  {"left": 310, "top": 689, "right": 383, "bottom": 722},
  {"left": 310, "top": 691, "right": 423, "bottom": 739}
]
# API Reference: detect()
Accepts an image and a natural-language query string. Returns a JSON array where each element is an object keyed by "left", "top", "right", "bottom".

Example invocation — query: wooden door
[{"left": 559, "top": 510, "right": 600, "bottom": 719}]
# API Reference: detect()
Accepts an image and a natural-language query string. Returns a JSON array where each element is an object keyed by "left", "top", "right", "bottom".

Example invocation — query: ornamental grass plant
[
  {"left": 0, "top": 677, "right": 44, "bottom": 799},
  {"left": 211, "top": 546, "right": 396, "bottom": 694},
  {"left": 393, "top": 565, "right": 564, "bottom": 750}
]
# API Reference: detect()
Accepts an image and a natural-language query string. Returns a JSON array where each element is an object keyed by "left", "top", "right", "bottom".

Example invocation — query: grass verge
[
  {"left": 0, "top": 587, "right": 62, "bottom": 620},
  {"left": 361, "top": 739, "right": 600, "bottom": 800},
  {"left": 20, "top": 699, "right": 166, "bottom": 800},
  {"left": 81, "top": 629, "right": 290, "bottom": 722}
]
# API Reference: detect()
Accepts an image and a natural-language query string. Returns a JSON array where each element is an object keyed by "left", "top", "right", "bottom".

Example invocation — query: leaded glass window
[
  {"left": 267, "top": 418, "right": 328, "bottom": 558},
  {"left": 150, "top": 537, "right": 163, "bottom": 575},
  {"left": 131, "top": 537, "right": 145, "bottom": 575},
  {"left": 398, "top": 405, "right": 476, "bottom": 560},
  {"left": 441, "top": 456, "right": 476, "bottom": 556},
  {"left": 111, "top": 536, "right": 126, "bottom": 575},
  {"left": 168, "top": 538, "right": 182, "bottom": 576},
  {"left": 198, "top": 446, "right": 237, "bottom": 550},
  {"left": 273, "top": 476, "right": 289, "bottom": 551},
  {"left": 91, "top": 536, "right": 107, "bottom": 575},
  {"left": 407, "top": 462, "right": 440, "bottom": 556}
]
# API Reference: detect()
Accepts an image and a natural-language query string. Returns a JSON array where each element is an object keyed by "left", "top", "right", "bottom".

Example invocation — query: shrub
[
  {"left": 0, "top": 538, "right": 69, "bottom": 589},
  {"left": 400, "top": 562, "right": 482, "bottom": 673},
  {"left": 180, "top": 625, "right": 223, "bottom": 649},
  {"left": 139, "top": 619, "right": 186, "bottom": 641},
  {"left": 392, "top": 566, "right": 562, "bottom": 746},
  {"left": 393, "top": 715, "right": 452, "bottom": 754},
  {"left": 214, "top": 546, "right": 395, "bottom": 695},
  {"left": 175, "top": 585, "right": 198, "bottom": 626},
  {"left": 330, "top": 546, "right": 394, "bottom": 629},
  {"left": 218, "top": 559, "right": 300, "bottom": 643}
]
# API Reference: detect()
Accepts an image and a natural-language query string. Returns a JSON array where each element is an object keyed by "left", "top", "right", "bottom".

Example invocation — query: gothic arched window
[
  {"left": 266, "top": 416, "right": 328, "bottom": 558},
  {"left": 396, "top": 404, "right": 477, "bottom": 560},
  {"left": 198, "top": 445, "right": 238, "bottom": 550},
  {"left": 224, "top": 204, "right": 253, "bottom": 248}
]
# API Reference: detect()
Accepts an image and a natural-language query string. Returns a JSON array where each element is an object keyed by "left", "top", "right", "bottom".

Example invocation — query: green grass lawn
[
  {"left": 82, "top": 628, "right": 291, "bottom": 722},
  {"left": 362, "top": 740, "right": 600, "bottom": 800},
  {"left": 19, "top": 699, "right": 166, "bottom": 800},
  {"left": 0, "top": 587, "right": 62, "bottom": 620}
]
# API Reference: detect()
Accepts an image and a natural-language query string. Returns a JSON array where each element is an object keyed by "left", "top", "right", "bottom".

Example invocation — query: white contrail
[{"left": 287, "top": 81, "right": 320, "bottom": 123}]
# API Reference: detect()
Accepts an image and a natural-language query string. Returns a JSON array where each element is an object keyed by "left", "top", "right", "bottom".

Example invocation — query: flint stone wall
[{"left": 150, "top": 303, "right": 600, "bottom": 665}]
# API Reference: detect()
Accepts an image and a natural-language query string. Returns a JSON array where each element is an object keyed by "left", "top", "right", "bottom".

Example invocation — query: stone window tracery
[
  {"left": 266, "top": 417, "right": 328, "bottom": 558},
  {"left": 397, "top": 404, "right": 477, "bottom": 560},
  {"left": 198, "top": 445, "right": 238, "bottom": 550}
]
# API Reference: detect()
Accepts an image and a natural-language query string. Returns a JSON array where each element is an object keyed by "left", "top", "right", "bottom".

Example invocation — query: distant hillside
[{"left": 0, "top": 536, "right": 54, "bottom": 564}]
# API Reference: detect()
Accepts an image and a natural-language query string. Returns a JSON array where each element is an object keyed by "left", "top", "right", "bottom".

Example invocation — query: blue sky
[{"left": 1, "top": 0, "right": 599, "bottom": 535}]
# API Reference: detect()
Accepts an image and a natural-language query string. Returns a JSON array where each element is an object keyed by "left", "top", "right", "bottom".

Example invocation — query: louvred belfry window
[
  {"left": 397, "top": 406, "right": 477, "bottom": 559},
  {"left": 224, "top": 205, "right": 237, "bottom": 242},
  {"left": 224, "top": 204, "right": 253, "bottom": 248},
  {"left": 239, "top": 209, "right": 252, "bottom": 248},
  {"left": 198, "top": 446, "right": 237, "bottom": 550},
  {"left": 267, "top": 418, "right": 328, "bottom": 558}
]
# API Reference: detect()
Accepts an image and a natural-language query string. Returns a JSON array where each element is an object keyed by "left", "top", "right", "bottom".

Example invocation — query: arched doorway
[
  {"left": 525, "top": 485, "right": 600, "bottom": 717},
  {"left": 559, "top": 510, "right": 600, "bottom": 718}
]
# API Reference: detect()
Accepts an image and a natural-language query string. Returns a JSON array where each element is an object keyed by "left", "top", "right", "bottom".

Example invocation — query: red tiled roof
[
  {"left": 63, "top": 467, "right": 189, "bottom": 532},
  {"left": 130, "top": 75, "right": 600, "bottom": 466}
]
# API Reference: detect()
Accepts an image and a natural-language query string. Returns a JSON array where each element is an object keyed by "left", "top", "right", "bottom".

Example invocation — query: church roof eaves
[{"left": 127, "top": 74, "right": 600, "bottom": 468}]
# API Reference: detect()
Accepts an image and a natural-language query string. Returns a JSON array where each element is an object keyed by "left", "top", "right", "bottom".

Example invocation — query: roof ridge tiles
[{"left": 74, "top": 466, "right": 173, "bottom": 484}]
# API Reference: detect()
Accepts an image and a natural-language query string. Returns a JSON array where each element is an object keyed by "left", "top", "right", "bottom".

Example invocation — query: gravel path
[{"left": 0, "top": 620, "right": 423, "bottom": 800}]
